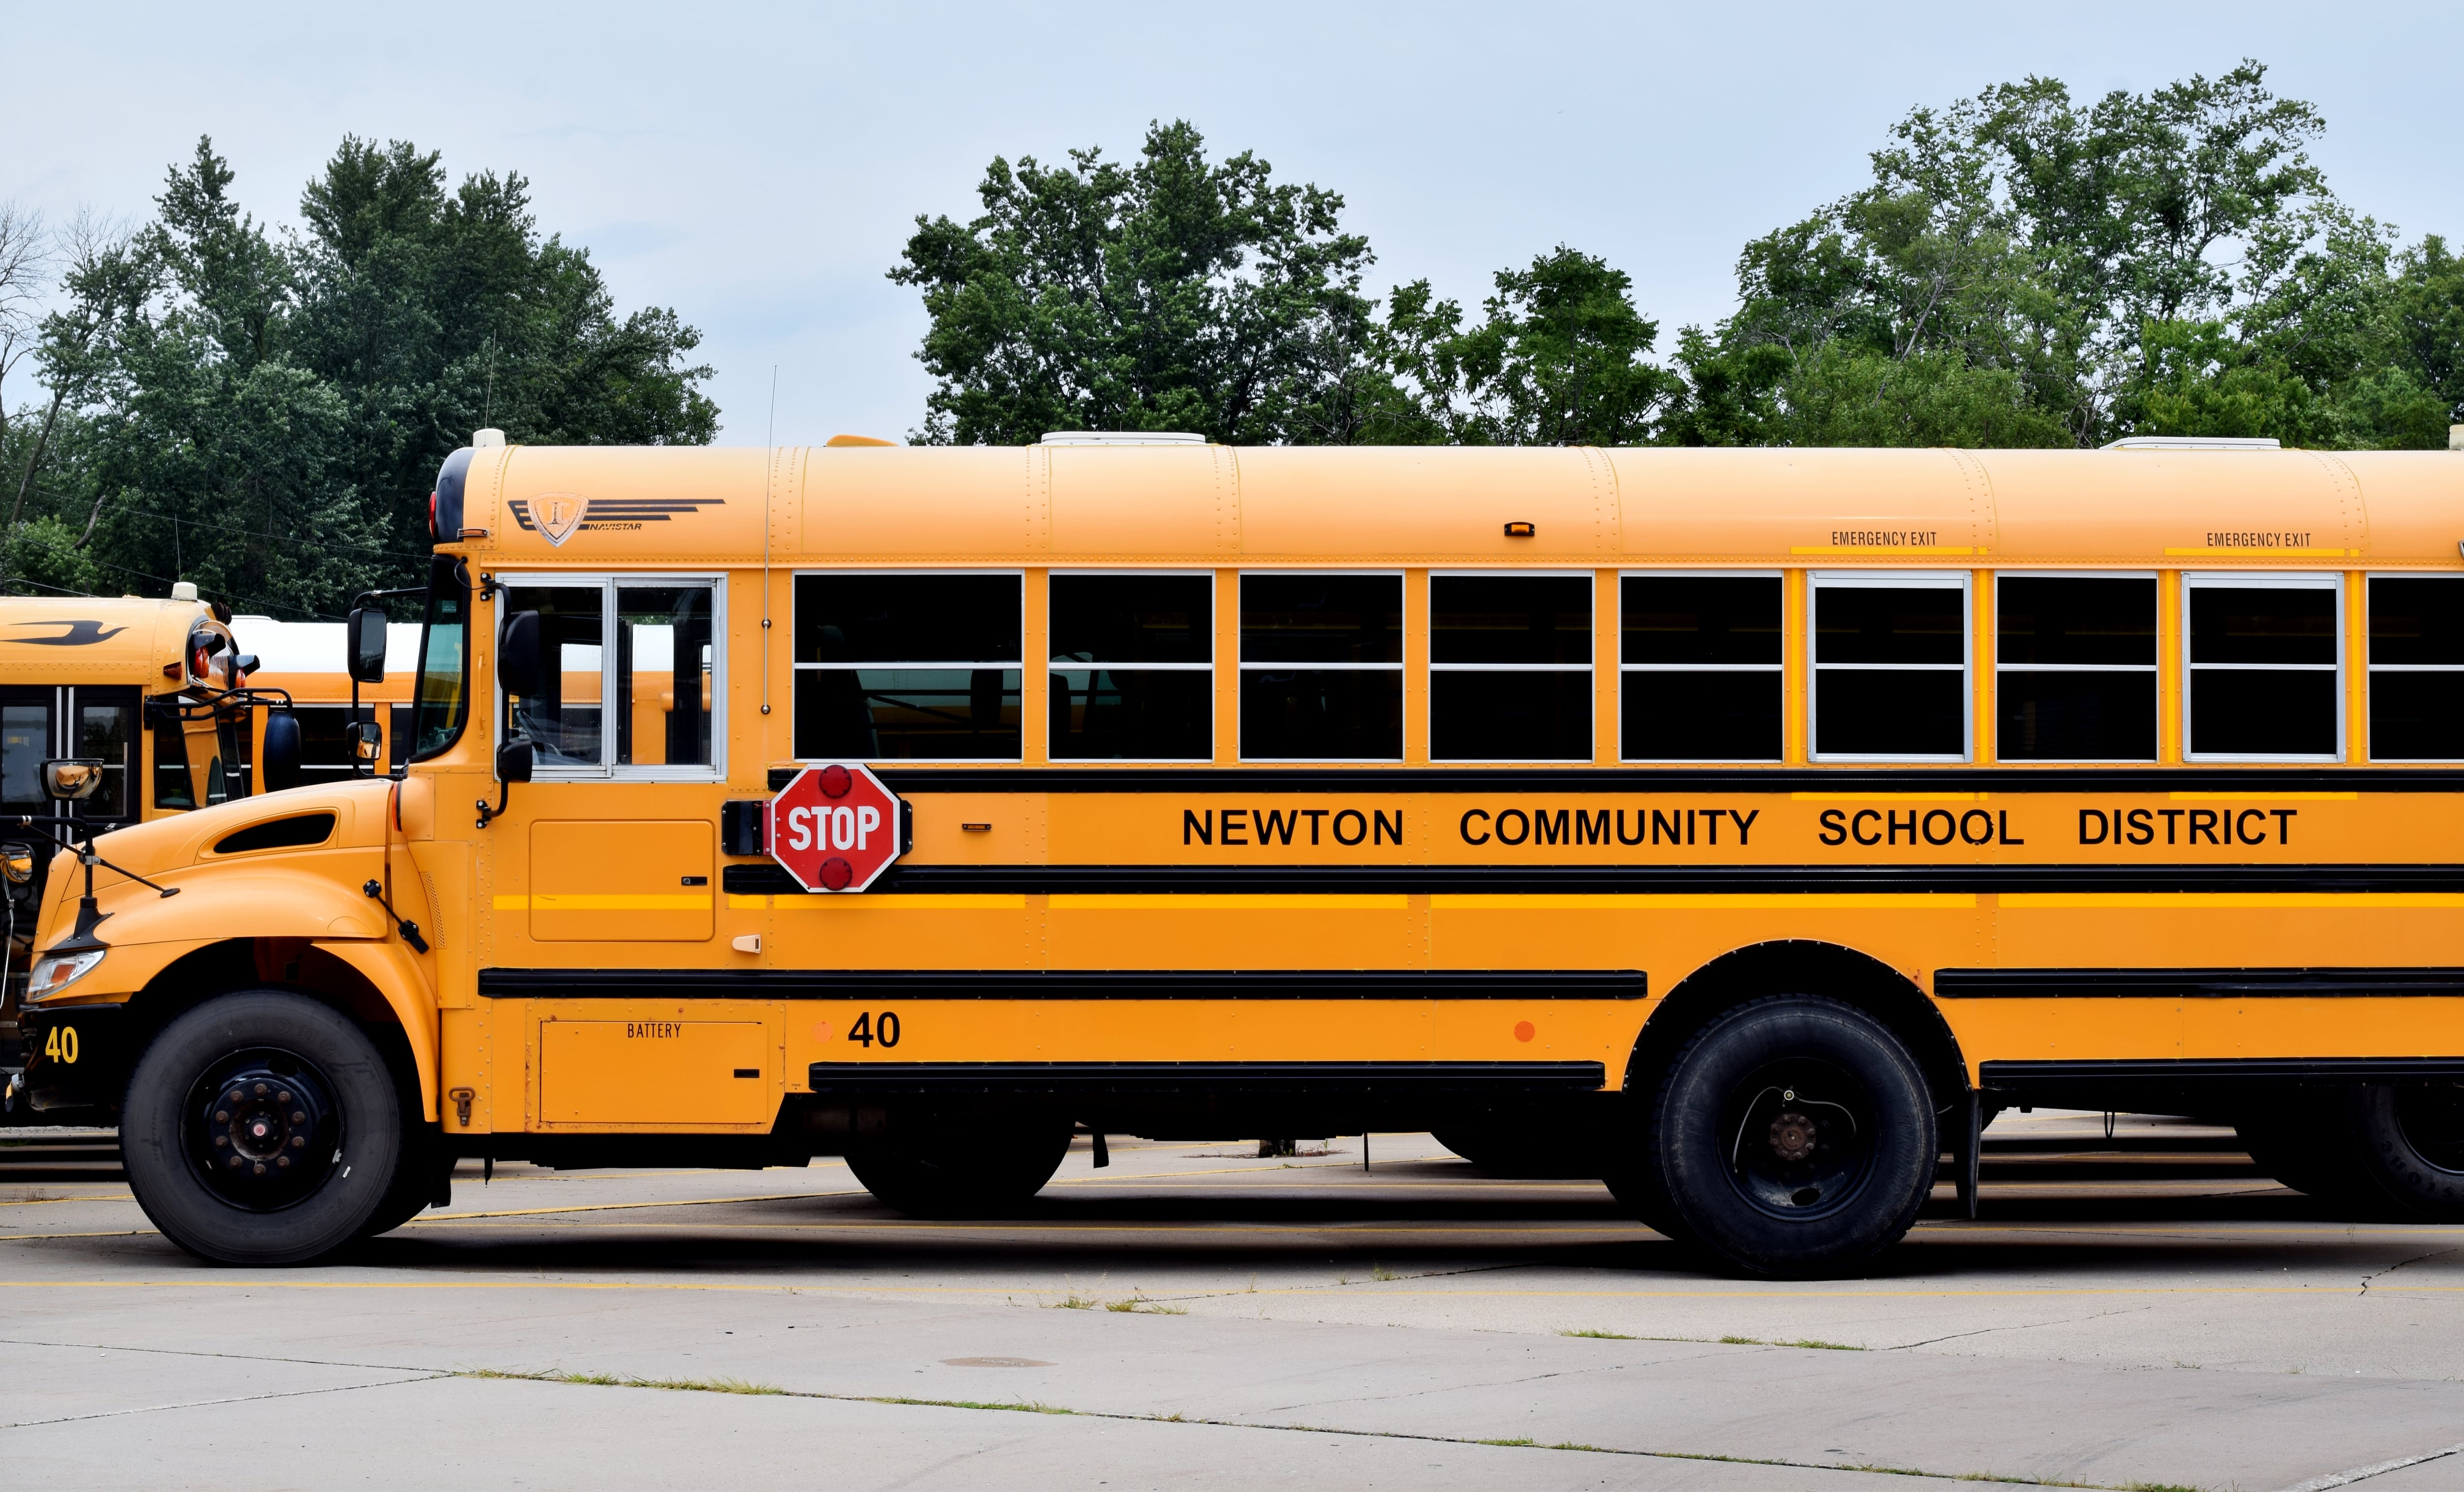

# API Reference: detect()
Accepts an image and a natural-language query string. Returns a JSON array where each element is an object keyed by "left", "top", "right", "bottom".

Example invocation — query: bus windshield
[{"left": 409, "top": 555, "right": 469, "bottom": 761}]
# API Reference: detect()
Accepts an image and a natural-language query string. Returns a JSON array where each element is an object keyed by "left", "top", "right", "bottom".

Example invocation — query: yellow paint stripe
[
  {"left": 2168, "top": 791, "right": 2357, "bottom": 800},
  {"left": 1791, "top": 792, "right": 1983, "bottom": 801},
  {"left": 1790, "top": 545, "right": 1980, "bottom": 555},
  {"left": 772, "top": 894, "right": 1026, "bottom": 911},
  {"left": 2004, "top": 892, "right": 2464, "bottom": 908},
  {"left": 1051, "top": 894, "right": 1409, "bottom": 911},
  {"left": 493, "top": 894, "right": 711, "bottom": 912},
  {"left": 1434, "top": 893, "right": 1975, "bottom": 910},
  {"left": 2165, "top": 546, "right": 2356, "bottom": 557}
]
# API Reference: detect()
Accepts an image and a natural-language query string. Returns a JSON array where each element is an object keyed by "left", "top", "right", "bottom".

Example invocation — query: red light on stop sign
[{"left": 767, "top": 763, "right": 905, "bottom": 893}]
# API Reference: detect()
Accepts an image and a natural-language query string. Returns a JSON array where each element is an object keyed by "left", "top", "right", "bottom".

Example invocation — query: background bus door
[{"left": 0, "top": 686, "right": 140, "bottom": 1069}]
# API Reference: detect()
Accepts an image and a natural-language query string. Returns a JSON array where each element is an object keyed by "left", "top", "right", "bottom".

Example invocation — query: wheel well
[
  {"left": 128, "top": 939, "right": 418, "bottom": 1094},
  {"left": 1627, "top": 941, "right": 1967, "bottom": 1111}
]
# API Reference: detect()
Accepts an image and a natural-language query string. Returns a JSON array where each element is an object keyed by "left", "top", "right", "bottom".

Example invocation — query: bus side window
[
  {"left": 1621, "top": 574, "right": 1783, "bottom": 762},
  {"left": 1430, "top": 573, "right": 1591, "bottom": 762},
  {"left": 793, "top": 573, "right": 1021, "bottom": 762},
  {"left": 150, "top": 709, "right": 195, "bottom": 811},
  {"left": 2184, "top": 573, "right": 2340, "bottom": 761},
  {"left": 1048, "top": 573, "right": 1212, "bottom": 762},
  {"left": 74, "top": 696, "right": 138, "bottom": 820},
  {"left": 615, "top": 585, "right": 715, "bottom": 767},
  {"left": 1810, "top": 573, "right": 1970, "bottom": 762},
  {"left": 2366, "top": 575, "right": 2464, "bottom": 762},
  {"left": 1996, "top": 575, "right": 2156, "bottom": 762},
  {"left": 1237, "top": 573, "right": 1403, "bottom": 762},
  {"left": 503, "top": 586, "right": 609, "bottom": 769}
]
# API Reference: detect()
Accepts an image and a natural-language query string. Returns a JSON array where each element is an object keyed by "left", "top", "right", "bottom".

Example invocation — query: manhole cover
[{"left": 941, "top": 1356, "right": 1053, "bottom": 1368}]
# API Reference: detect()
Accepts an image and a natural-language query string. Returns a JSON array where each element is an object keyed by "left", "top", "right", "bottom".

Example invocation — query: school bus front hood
[{"left": 33, "top": 780, "right": 398, "bottom": 964}]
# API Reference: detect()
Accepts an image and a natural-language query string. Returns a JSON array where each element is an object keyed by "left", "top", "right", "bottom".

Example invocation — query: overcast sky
[{"left": 10, "top": 1, "right": 2453, "bottom": 446}]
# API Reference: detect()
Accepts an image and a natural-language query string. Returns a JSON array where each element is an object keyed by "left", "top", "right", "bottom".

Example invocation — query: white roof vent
[
  {"left": 1039, "top": 431, "right": 1206, "bottom": 447},
  {"left": 2102, "top": 436, "right": 2281, "bottom": 451}
]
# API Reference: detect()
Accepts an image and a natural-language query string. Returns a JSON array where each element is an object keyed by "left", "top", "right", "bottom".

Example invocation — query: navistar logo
[{"left": 506, "top": 492, "right": 726, "bottom": 544}]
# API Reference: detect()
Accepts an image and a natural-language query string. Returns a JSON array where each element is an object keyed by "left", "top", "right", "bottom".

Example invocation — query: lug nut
[{"left": 214, "top": 1110, "right": 229, "bottom": 1122}]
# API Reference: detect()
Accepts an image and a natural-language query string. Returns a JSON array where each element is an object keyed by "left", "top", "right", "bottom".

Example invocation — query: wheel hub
[
  {"left": 1768, "top": 1110, "right": 1817, "bottom": 1163},
  {"left": 189, "top": 1054, "right": 338, "bottom": 1209}
]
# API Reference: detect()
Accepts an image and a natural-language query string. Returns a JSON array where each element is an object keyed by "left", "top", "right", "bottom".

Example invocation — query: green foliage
[
  {"left": 1372, "top": 247, "right": 1683, "bottom": 445},
  {"left": 892, "top": 121, "right": 1375, "bottom": 446},
  {"left": 1675, "top": 60, "right": 2459, "bottom": 451},
  {"left": 7, "top": 134, "right": 716, "bottom": 616}
]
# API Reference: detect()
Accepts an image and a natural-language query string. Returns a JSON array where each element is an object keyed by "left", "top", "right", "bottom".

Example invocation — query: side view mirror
[
  {"left": 261, "top": 711, "right": 303, "bottom": 792},
  {"left": 345, "top": 607, "right": 388, "bottom": 684},
  {"left": 498, "top": 611, "right": 544, "bottom": 698},
  {"left": 41, "top": 759, "right": 103, "bottom": 801},
  {"left": 0, "top": 842, "right": 34, "bottom": 886},
  {"left": 348, "top": 720, "right": 383, "bottom": 763}
]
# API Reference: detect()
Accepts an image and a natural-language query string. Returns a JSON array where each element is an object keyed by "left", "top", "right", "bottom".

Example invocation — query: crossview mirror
[
  {"left": 41, "top": 759, "right": 103, "bottom": 802},
  {"left": 498, "top": 611, "right": 545, "bottom": 698},
  {"left": 346, "top": 607, "right": 388, "bottom": 684},
  {"left": 0, "top": 843, "right": 34, "bottom": 886},
  {"left": 261, "top": 710, "right": 302, "bottom": 792}
]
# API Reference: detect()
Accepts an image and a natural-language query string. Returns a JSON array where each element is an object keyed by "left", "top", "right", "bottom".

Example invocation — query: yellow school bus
[
  {"left": 0, "top": 592, "right": 294, "bottom": 1084},
  {"left": 20, "top": 428, "right": 2464, "bottom": 1275}
]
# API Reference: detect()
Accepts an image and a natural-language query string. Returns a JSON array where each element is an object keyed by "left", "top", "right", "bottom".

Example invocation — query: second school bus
[{"left": 20, "top": 428, "right": 2464, "bottom": 1275}]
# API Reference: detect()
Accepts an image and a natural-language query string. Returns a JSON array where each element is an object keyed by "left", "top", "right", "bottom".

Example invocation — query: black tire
[
  {"left": 846, "top": 1113, "right": 1072, "bottom": 1218},
  {"left": 2337, "top": 1085, "right": 2464, "bottom": 1220},
  {"left": 359, "top": 1122, "right": 445, "bottom": 1238},
  {"left": 1651, "top": 995, "right": 1935, "bottom": 1279},
  {"left": 121, "top": 990, "right": 406, "bottom": 1265}
]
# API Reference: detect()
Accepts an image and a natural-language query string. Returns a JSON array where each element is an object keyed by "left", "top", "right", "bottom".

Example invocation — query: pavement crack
[
  {"left": 1886, "top": 1305, "right": 2154, "bottom": 1351},
  {"left": 0, "top": 1373, "right": 446, "bottom": 1429},
  {"left": 2357, "top": 1247, "right": 2458, "bottom": 1296},
  {"left": 1252, "top": 1366, "right": 1580, "bottom": 1416},
  {"left": 0, "top": 1335, "right": 437, "bottom": 1375}
]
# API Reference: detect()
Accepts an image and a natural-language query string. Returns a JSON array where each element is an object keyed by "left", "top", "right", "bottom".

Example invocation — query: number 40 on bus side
[{"left": 847, "top": 1011, "right": 902, "bottom": 1049}]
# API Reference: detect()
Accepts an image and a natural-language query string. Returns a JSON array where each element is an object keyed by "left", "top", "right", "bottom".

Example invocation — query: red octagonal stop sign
[{"left": 767, "top": 763, "right": 906, "bottom": 892}]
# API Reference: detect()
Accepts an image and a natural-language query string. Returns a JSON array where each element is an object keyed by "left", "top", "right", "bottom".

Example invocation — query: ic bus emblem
[{"left": 533, "top": 493, "right": 588, "bottom": 547}]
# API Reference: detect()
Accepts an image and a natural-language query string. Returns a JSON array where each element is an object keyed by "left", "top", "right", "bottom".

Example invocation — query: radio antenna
[{"left": 760, "top": 366, "right": 777, "bottom": 718}]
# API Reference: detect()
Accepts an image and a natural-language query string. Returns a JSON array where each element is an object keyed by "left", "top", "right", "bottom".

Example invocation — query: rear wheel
[
  {"left": 121, "top": 990, "right": 406, "bottom": 1265},
  {"left": 1651, "top": 996, "right": 1935, "bottom": 1279},
  {"left": 846, "top": 1112, "right": 1073, "bottom": 1218},
  {"left": 2340, "top": 1085, "right": 2464, "bottom": 1219}
]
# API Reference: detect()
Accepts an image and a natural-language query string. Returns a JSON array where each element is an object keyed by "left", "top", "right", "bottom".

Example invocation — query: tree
[
  {"left": 1373, "top": 247, "right": 1682, "bottom": 445},
  {"left": 1674, "top": 60, "right": 2444, "bottom": 450},
  {"left": 891, "top": 120, "right": 1376, "bottom": 445},
  {"left": 7, "top": 135, "right": 719, "bottom": 614}
]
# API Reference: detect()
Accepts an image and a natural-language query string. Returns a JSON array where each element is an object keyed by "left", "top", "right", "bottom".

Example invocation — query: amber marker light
[{"left": 1503, "top": 521, "right": 1537, "bottom": 537}]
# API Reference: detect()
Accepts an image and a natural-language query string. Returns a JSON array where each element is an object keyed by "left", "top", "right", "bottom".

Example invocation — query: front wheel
[
  {"left": 1651, "top": 996, "right": 1936, "bottom": 1279},
  {"left": 121, "top": 990, "right": 406, "bottom": 1265}
]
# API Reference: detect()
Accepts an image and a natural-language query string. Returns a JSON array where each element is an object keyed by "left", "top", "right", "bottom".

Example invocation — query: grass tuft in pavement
[{"left": 462, "top": 1368, "right": 783, "bottom": 1395}]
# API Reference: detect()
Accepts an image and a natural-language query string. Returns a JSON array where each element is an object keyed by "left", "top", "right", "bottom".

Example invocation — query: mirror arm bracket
[{"left": 476, "top": 779, "right": 513, "bottom": 830}]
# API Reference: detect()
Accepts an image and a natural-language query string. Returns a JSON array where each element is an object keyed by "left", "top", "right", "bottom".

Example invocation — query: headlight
[{"left": 25, "top": 949, "right": 105, "bottom": 1001}]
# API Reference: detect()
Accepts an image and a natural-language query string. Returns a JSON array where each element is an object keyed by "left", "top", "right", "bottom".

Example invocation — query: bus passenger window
[
  {"left": 2366, "top": 576, "right": 2464, "bottom": 761},
  {"left": 150, "top": 709, "right": 194, "bottom": 810},
  {"left": 1238, "top": 574, "right": 1402, "bottom": 761},
  {"left": 0, "top": 702, "right": 48, "bottom": 812},
  {"left": 1995, "top": 576, "right": 2156, "bottom": 761},
  {"left": 1620, "top": 575, "right": 1781, "bottom": 761},
  {"left": 503, "top": 586, "right": 608, "bottom": 769},
  {"left": 793, "top": 573, "right": 1022, "bottom": 761},
  {"left": 76, "top": 699, "right": 137, "bottom": 820},
  {"left": 2185, "top": 575, "right": 2340, "bottom": 760},
  {"left": 1049, "top": 574, "right": 1211, "bottom": 761},
  {"left": 1812, "top": 574, "right": 1969, "bottom": 761},
  {"left": 1430, "top": 574, "right": 1590, "bottom": 761},
  {"left": 615, "top": 586, "right": 715, "bottom": 767}
]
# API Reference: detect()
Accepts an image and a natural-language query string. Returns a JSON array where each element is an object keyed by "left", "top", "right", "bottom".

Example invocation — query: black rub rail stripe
[
  {"left": 804, "top": 1060, "right": 1608, "bottom": 1094},
  {"left": 721, "top": 862, "right": 2464, "bottom": 897},
  {"left": 476, "top": 969, "right": 1645, "bottom": 1001},
  {"left": 1939, "top": 968, "right": 2464, "bottom": 999},
  {"left": 1983, "top": 1058, "right": 2464, "bottom": 1085},
  {"left": 803, "top": 766, "right": 2464, "bottom": 794}
]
